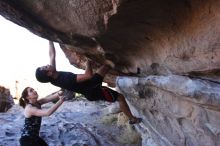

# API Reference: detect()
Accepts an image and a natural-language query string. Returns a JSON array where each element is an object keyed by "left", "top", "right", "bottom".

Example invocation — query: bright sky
[{"left": 0, "top": 16, "right": 83, "bottom": 97}]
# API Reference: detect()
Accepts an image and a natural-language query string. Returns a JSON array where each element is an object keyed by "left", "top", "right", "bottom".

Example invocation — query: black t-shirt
[{"left": 50, "top": 71, "right": 103, "bottom": 100}]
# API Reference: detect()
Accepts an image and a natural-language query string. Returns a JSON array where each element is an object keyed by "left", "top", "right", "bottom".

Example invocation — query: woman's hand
[
  {"left": 58, "top": 90, "right": 65, "bottom": 101},
  {"left": 58, "top": 90, "right": 64, "bottom": 96},
  {"left": 58, "top": 89, "right": 75, "bottom": 101}
]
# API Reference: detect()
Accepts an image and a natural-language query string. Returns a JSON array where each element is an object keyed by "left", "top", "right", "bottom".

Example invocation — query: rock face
[
  {"left": 0, "top": 86, "right": 14, "bottom": 112},
  {"left": 0, "top": 0, "right": 220, "bottom": 145},
  {"left": 0, "top": 0, "right": 219, "bottom": 77},
  {"left": 117, "top": 75, "right": 220, "bottom": 146}
]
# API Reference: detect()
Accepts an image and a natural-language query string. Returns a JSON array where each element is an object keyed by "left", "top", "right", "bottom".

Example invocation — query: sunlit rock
[{"left": 117, "top": 75, "right": 220, "bottom": 146}]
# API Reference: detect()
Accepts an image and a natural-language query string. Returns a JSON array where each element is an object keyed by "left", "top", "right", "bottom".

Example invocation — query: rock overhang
[{"left": 0, "top": 0, "right": 219, "bottom": 85}]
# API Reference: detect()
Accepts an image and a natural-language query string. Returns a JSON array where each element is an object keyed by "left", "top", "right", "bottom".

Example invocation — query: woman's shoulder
[
  {"left": 25, "top": 104, "right": 32, "bottom": 109},
  {"left": 24, "top": 104, "right": 32, "bottom": 117},
  {"left": 24, "top": 103, "right": 41, "bottom": 117},
  {"left": 24, "top": 104, "right": 39, "bottom": 112}
]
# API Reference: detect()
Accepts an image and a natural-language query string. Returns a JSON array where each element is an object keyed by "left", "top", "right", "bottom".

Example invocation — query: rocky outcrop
[
  {"left": 0, "top": 100, "right": 141, "bottom": 146},
  {"left": 0, "top": 86, "right": 14, "bottom": 112},
  {"left": 117, "top": 75, "right": 220, "bottom": 146},
  {"left": 0, "top": 0, "right": 219, "bottom": 145},
  {"left": 0, "top": 0, "right": 219, "bottom": 77}
]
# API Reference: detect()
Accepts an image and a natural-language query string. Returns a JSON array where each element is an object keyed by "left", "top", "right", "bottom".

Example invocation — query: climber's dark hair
[
  {"left": 35, "top": 67, "right": 51, "bottom": 83},
  {"left": 19, "top": 87, "right": 30, "bottom": 108}
]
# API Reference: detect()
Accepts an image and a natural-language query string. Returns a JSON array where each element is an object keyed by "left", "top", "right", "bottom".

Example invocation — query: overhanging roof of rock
[{"left": 0, "top": 0, "right": 219, "bottom": 85}]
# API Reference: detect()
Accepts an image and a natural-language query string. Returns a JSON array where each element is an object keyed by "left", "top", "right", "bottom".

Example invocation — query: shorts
[
  {"left": 90, "top": 73, "right": 103, "bottom": 87},
  {"left": 86, "top": 74, "right": 119, "bottom": 102},
  {"left": 101, "top": 86, "right": 119, "bottom": 102}
]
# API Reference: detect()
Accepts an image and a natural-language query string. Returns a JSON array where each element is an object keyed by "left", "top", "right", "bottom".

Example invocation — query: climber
[
  {"left": 19, "top": 87, "right": 66, "bottom": 146},
  {"left": 35, "top": 41, "right": 142, "bottom": 124}
]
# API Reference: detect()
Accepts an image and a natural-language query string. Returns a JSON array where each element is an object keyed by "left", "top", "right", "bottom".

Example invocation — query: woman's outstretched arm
[
  {"left": 38, "top": 90, "right": 63, "bottom": 104},
  {"left": 26, "top": 97, "right": 64, "bottom": 117}
]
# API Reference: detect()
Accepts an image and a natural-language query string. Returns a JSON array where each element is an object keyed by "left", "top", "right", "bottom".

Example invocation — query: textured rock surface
[
  {"left": 117, "top": 75, "right": 220, "bottom": 146},
  {"left": 0, "top": 0, "right": 219, "bottom": 78},
  {"left": 0, "top": 100, "right": 141, "bottom": 146},
  {"left": 0, "top": 86, "right": 14, "bottom": 112},
  {"left": 0, "top": 0, "right": 220, "bottom": 145}
]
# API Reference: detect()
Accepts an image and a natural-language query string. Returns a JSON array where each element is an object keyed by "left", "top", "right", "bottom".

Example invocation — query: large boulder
[
  {"left": 117, "top": 75, "right": 220, "bottom": 146},
  {"left": 0, "top": 85, "right": 14, "bottom": 112},
  {"left": 0, "top": 0, "right": 220, "bottom": 145},
  {"left": 0, "top": 0, "right": 219, "bottom": 79}
]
